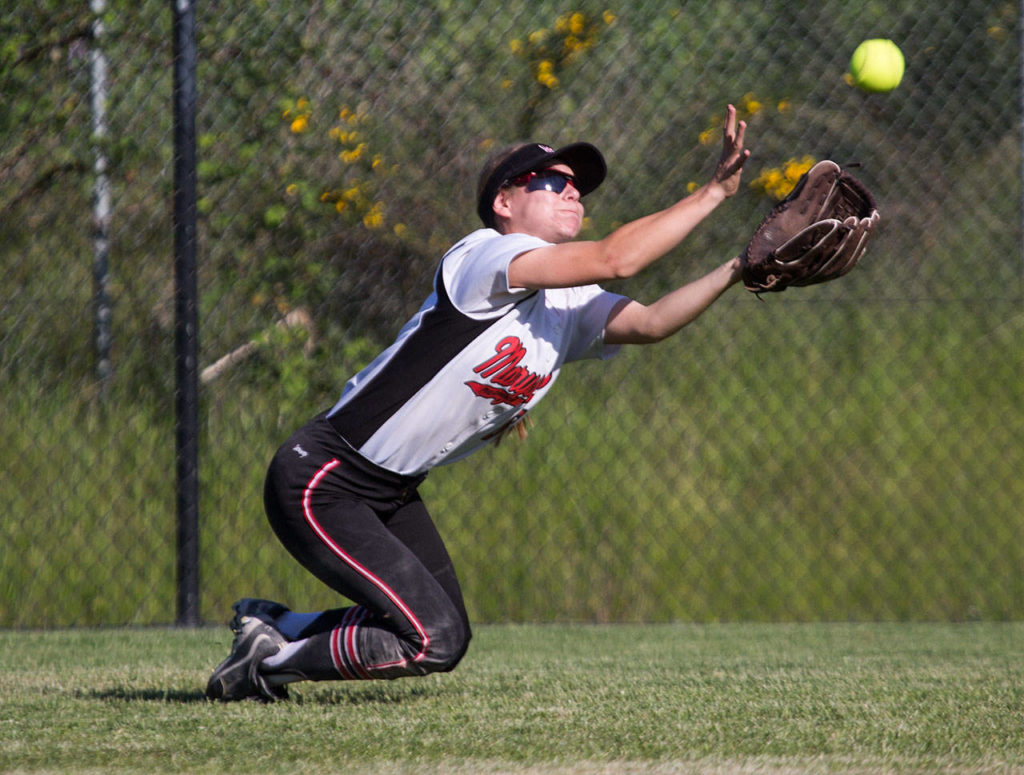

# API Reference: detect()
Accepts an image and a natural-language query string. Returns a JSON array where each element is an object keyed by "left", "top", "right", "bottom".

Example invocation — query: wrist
[
  {"left": 697, "top": 182, "right": 729, "bottom": 205},
  {"left": 722, "top": 256, "right": 742, "bottom": 286}
]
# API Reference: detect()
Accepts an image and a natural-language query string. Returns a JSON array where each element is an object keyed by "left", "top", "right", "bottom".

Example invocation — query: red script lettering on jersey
[{"left": 465, "top": 336, "right": 552, "bottom": 407}]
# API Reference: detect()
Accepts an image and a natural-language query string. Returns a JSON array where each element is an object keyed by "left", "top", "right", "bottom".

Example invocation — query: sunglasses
[{"left": 508, "top": 169, "right": 578, "bottom": 195}]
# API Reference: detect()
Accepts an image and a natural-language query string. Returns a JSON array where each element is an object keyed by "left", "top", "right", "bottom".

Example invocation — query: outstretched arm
[
  {"left": 604, "top": 256, "right": 741, "bottom": 345},
  {"left": 506, "top": 105, "right": 750, "bottom": 290}
]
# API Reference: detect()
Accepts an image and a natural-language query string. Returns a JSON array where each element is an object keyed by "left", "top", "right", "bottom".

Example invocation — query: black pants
[{"left": 262, "top": 414, "right": 471, "bottom": 680}]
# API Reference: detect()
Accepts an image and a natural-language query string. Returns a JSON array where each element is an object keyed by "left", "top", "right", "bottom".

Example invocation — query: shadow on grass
[
  {"left": 86, "top": 682, "right": 444, "bottom": 706},
  {"left": 304, "top": 682, "right": 439, "bottom": 705},
  {"left": 87, "top": 687, "right": 209, "bottom": 703}
]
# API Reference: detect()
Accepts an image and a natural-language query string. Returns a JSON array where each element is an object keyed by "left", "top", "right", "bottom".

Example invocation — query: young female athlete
[{"left": 206, "top": 104, "right": 750, "bottom": 701}]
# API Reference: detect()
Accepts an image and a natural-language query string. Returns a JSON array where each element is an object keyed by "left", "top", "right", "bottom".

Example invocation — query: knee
[{"left": 423, "top": 613, "right": 471, "bottom": 673}]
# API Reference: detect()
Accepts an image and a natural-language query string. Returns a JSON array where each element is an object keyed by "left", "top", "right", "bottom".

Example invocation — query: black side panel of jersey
[{"left": 327, "top": 266, "right": 515, "bottom": 448}]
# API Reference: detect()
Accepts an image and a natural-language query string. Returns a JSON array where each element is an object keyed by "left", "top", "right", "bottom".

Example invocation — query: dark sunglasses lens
[{"left": 525, "top": 172, "right": 573, "bottom": 193}]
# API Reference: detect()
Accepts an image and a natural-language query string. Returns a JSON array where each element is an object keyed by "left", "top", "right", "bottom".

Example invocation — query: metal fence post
[
  {"left": 172, "top": 0, "right": 201, "bottom": 627},
  {"left": 89, "top": 0, "right": 112, "bottom": 391}
]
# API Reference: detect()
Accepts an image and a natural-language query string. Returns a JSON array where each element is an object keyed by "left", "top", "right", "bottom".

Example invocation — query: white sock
[{"left": 261, "top": 640, "right": 307, "bottom": 685}]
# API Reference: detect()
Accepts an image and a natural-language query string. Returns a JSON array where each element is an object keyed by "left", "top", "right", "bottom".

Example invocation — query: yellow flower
[
  {"left": 290, "top": 115, "right": 309, "bottom": 134},
  {"left": 363, "top": 203, "right": 385, "bottom": 229},
  {"left": 528, "top": 29, "right": 548, "bottom": 46},
  {"left": 987, "top": 25, "right": 1007, "bottom": 42},
  {"left": 777, "top": 99, "right": 792, "bottom": 113},
  {"left": 783, "top": 155, "right": 815, "bottom": 183},
  {"left": 393, "top": 223, "right": 408, "bottom": 238},
  {"left": 740, "top": 93, "right": 762, "bottom": 116},
  {"left": 603, "top": 11, "right": 616, "bottom": 25},
  {"left": 750, "top": 167, "right": 788, "bottom": 199},
  {"left": 285, "top": 183, "right": 299, "bottom": 196},
  {"left": 340, "top": 143, "right": 366, "bottom": 163},
  {"left": 501, "top": 78, "right": 514, "bottom": 90},
  {"left": 749, "top": 157, "right": 817, "bottom": 200},
  {"left": 536, "top": 59, "right": 559, "bottom": 88},
  {"left": 569, "top": 12, "right": 586, "bottom": 36},
  {"left": 510, "top": 39, "right": 523, "bottom": 55},
  {"left": 698, "top": 127, "right": 717, "bottom": 145},
  {"left": 687, "top": 181, "right": 699, "bottom": 193}
]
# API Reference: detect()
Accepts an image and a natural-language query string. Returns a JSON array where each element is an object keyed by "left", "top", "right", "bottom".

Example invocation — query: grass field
[{"left": 1, "top": 623, "right": 1021, "bottom": 774}]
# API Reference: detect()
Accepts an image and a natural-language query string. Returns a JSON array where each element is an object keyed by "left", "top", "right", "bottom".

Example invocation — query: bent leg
[{"left": 262, "top": 451, "right": 469, "bottom": 682}]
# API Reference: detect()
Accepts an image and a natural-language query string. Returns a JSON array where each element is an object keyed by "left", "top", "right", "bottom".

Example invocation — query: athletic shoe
[{"left": 205, "top": 614, "right": 288, "bottom": 702}]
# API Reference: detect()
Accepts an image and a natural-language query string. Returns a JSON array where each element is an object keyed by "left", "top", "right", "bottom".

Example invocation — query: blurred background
[{"left": 1, "top": 0, "right": 1021, "bottom": 627}]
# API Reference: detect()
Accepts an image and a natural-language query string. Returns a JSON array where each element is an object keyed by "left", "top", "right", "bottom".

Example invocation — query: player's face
[{"left": 502, "top": 163, "right": 584, "bottom": 243}]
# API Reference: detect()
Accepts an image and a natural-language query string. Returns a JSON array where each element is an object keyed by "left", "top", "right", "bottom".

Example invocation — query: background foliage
[{"left": 1, "top": 0, "right": 1021, "bottom": 626}]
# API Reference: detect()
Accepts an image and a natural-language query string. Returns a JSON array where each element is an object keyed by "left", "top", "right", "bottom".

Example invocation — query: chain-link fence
[{"left": 2, "top": 0, "right": 1021, "bottom": 627}]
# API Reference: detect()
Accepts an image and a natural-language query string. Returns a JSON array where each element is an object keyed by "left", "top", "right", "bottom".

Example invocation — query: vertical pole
[
  {"left": 90, "top": 0, "right": 112, "bottom": 391},
  {"left": 172, "top": 0, "right": 200, "bottom": 627}
]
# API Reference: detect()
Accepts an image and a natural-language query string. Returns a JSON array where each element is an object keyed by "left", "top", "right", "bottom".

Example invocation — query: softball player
[{"left": 206, "top": 105, "right": 750, "bottom": 702}]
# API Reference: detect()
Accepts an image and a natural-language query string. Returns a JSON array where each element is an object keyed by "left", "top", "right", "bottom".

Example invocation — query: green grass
[{"left": 2, "top": 623, "right": 1022, "bottom": 774}]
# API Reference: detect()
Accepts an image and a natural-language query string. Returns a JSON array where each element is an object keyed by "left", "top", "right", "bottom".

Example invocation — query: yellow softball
[{"left": 849, "top": 39, "right": 905, "bottom": 93}]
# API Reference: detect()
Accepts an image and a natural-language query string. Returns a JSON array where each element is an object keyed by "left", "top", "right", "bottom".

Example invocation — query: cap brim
[{"left": 547, "top": 142, "right": 606, "bottom": 197}]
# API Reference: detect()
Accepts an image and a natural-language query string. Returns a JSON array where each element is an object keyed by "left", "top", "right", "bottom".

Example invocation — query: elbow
[
  {"left": 590, "top": 237, "right": 646, "bottom": 281},
  {"left": 635, "top": 326, "right": 670, "bottom": 345},
  {"left": 609, "top": 317, "right": 671, "bottom": 346},
  {"left": 632, "top": 310, "right": 697, "bottom": 345},
  {"left": 601, "top": 250, "right": 643, "bottom": 281},
  {"left": 611, "top": 329, "right": 667, "bottom": 346},
  {"left": 606, "top": 299, "right": 674, "bottom": 346}
]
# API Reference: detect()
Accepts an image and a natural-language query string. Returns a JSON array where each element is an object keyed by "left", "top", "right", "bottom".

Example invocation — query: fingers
[
  {"left": 722, "top": 105, "right": 746, "bottom": 151},
  {"left": 721, "top": 104, "right": 750, "bottom": 173},
  {"left": 708, "top": 103, "right": 752, "bottom": 195},
  {"left": 723, "top": 104, "right": 737, "bottom": 141},
  {"left": 735, "top": 123, "right": 748, "bottom": 161},
  {"left": 720, "top": 149, "right": 750, "bottom": 181}
]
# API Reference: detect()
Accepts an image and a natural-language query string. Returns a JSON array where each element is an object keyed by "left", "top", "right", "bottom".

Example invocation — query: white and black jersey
[{"left": 326, "top": 229, "right": 626, "bottom": 476}]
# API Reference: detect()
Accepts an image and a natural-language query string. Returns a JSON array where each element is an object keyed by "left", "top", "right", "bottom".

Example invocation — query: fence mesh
[{"left": 2, "top": 0, "right": 1021, "bottom": 627}]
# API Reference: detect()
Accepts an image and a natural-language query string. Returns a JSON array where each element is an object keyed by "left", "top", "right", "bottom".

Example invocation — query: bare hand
[{"left": 711, "top": 104, "right": 750, "bottom": 198}]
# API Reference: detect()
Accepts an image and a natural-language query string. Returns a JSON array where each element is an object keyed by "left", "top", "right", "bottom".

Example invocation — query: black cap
[{"left": 476, "top": 142, "right": 606, "bottom": 228}]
